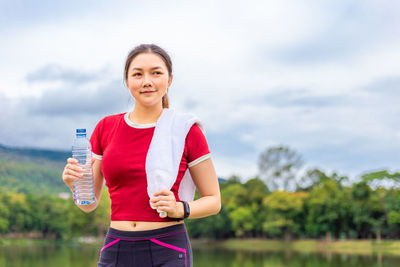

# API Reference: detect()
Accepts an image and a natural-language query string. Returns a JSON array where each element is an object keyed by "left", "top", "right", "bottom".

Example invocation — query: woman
[{"left": 62, "top": 44, "right": 221, "bottom": 267}]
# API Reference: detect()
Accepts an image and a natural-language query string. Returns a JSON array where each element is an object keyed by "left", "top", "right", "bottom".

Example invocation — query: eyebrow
[{"left": 131, "top": 66, "right": 163, "bottom": 71}]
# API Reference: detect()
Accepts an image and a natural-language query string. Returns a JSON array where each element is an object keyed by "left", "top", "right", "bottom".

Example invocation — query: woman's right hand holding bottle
[{"left": 62, "top": 158, "right": 83, "bottom": 192}]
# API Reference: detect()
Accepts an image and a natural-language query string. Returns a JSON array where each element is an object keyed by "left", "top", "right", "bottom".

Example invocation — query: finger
[
  {"left": 150, "top": 195, "right": 174, "bottom": 203},
  {"left": 64, "top": 168, "right": 83, "bottom": 178},
  {"left": 153, "top": 188, "right": 171, "bottom": 196},
  {"left": 67, "top": 158, "right": 79, "bottom": 164},
  {"left": 62, "top": 174, "right": 80, "bottom": 183},
  {"left": 156, "top": 205, "right": 174, "bottom": 213},
  {"left": 150, "top": 198, "right": 170, "bottom": 208},
  {"left": 150, "top": 201, "right": 157, "bottom": 209},
  {"left": 150, "top": 198, "right": 162, "bottom": 206},
  {"left": 66, "top": 163, "right": 83, "bottom": 173},
  {"left": 152, "top": 200, "right": 171, "bottom": 207},
  {"left": 153, "top": 189, "right": 173, "bottom": 197}
]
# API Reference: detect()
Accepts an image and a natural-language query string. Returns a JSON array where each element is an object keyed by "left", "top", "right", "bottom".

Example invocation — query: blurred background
[{"left": 1, "top": 1, "right": 400, "bottom": 266}]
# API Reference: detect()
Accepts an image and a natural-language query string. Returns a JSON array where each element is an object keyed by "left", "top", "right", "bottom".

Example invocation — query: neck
[{"left": 130, "top": 104, "right": 164, "bottom": 124}]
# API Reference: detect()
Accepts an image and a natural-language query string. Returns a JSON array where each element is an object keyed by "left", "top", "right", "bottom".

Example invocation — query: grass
[
  {"left": 0, "top": 237, "right": 102, "bottom": 247},
  {"left": 4, "top": 237, "right": 400, "bottom": 257},
  {"left": 190, "top": 239, "right": 400, "bottom": 257},
  {"left": 0, "top": 238, "right": 59, "bottom": 246}
]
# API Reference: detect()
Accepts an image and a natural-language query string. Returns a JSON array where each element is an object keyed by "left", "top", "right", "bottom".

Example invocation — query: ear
[{"left": 168, "top": 74, "right": 173, "bottom": 88}]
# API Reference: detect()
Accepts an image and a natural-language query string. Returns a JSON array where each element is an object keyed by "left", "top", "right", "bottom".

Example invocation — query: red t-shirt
[{"left": 90, "top": 112, "right": 211, "bottom": 222}]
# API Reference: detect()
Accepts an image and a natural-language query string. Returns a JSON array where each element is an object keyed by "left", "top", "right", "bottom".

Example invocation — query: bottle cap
[{"left": 76, "top": 128, "right": 87, "bottom": 137}]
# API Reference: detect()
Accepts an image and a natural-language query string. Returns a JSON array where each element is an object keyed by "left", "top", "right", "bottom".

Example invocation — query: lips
[{"left": 141, "top": 91, "right": 156, "bottom": 94}]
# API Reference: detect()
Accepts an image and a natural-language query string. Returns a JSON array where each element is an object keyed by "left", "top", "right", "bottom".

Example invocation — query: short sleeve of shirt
[
  {"left": 186, "top": 123, "right": 211, "bottom": 168},
  {"left": 90, "top": 118, "right": 104, "bottom": 160}
]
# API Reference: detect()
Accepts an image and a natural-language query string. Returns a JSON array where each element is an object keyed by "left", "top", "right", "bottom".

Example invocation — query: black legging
[{"left": 97, "top": 223, "right": 192, "bottom": 267}]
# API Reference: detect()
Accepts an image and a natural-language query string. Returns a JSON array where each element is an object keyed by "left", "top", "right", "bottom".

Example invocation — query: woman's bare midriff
[{"left": 110, "top": 220, "right": 184, "bottom": 231}]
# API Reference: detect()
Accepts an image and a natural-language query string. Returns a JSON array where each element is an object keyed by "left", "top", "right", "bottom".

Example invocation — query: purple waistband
[
  {"left": 101, "top": 222, "right": 189, "bottom": 267},
  {"left": 106, "top": 223, "right": 186, "bottom": 240}
]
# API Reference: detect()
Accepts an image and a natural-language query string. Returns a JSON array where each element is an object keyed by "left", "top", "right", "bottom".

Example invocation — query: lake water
[{"left": 1, "top": 244, "right": 399, "bottom": 267}]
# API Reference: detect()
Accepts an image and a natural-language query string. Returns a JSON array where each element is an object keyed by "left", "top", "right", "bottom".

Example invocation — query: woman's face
[{"left": 126, "top": 53, "right": 172, "bottom": 109}]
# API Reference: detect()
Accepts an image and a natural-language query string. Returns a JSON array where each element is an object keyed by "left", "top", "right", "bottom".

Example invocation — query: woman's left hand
[{"left": 150, "top": 189, "right": 183, "bottom": 219}]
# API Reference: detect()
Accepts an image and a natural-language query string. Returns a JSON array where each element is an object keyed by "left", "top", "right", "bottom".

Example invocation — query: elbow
[
  {"left": 79, "top": 205, "right": 96, "bottom": 213},
  {"left": 214, "top": 197, "right": 221, "bottom": 215},
  {"left": 82, "top": 207, "right": 96, "bottom": 213},
  {"left": 215, "top": 205, "right": 221, "bottom": 215},
  {"left": 78, "top": 200, "right": 99, "bottom": 213}
]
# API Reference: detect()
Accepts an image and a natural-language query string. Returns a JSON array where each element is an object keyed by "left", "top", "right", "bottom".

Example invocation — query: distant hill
[
  {"left": 0, "top": 144, "right": 70, "bottom": 162},
  {"left": 0, "top": 144, "right": 70, "bottom": 195}
]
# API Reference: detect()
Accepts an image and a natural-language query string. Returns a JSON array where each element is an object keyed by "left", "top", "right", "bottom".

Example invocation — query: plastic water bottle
[{"left": 72, "top": 129, "right": 95, "bottom": 205}]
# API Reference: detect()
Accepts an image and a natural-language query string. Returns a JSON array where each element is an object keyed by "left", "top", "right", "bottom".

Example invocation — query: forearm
[
  {"left": 183, "top": 158, "right": 221, "bottom": 219},
  {"left": 186, "top": 195, "right": 221, "bottom": 219}
]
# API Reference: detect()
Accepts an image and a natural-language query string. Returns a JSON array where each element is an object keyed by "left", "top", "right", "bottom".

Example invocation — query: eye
[
  {"left": 133, "top": 73, "right": 141, "bottom": 77},
  {"left": 154, "top": 71, "right": 162, "bottom": 75}
]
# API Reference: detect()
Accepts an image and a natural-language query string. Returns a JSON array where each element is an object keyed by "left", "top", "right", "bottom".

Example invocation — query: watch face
[{"left": 183, "top": 201, "right": 190, "bottom": 219}]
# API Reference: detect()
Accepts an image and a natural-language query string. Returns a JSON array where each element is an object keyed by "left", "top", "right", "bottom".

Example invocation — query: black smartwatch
[{"left": 173, "top": 200, "right": 190, "bottom": 221}]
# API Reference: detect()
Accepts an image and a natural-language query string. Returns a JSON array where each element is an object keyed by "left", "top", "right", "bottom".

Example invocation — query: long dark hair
[{"left": 124, "top": 44, "right": 172, "bottom": 108}]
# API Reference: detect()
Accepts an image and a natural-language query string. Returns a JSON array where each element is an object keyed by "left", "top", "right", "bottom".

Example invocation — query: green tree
[
  {"left": 7, "top": 193, "right": 30, "bottom": 233},
  {"left": 36, "top": 194, "right": 70, "bottom": 239},
  {"left": 229, "top": 206, "right": 253, "bottom": 237},
  {"left": 362, "top": 170, "right": 400, "bottom": 184},
  {"left": 221, "top": 182, "right": 249, "bottom": 237},
  {"left": 222, "top": 178, "right": 271, "bottom": 238},
  {"left": 243, "top": 177, "right": 269, "bottom": 237},
  {"left": 258, "top": 146, "right": 303, "bottom": 191},
  {"left": 187, "top": 184, "right": 233, "bottom": 239},
  {"left": 361, "top": 170, "right": 400, "bottom": 239},
  {"left": 186, "top": 203, "right": 233, "bottom": 239},
  {"left": 262, "top": 190, "right": 307, "bottom": 240},
  {"left": 0, "top": 199, "right": 9, "bottom": 233},
  {"left": 350, "top": 181, "right": 385, "bottom": 239},
  {"left": 297, "top": 168, "right": 330, "bottom": 191},
  {"left": 305, "top": 177, "right": 349, "bottom": 240}
]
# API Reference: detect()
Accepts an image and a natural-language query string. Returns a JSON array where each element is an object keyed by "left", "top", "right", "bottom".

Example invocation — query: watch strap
[
  {"left": 181, "top": 200, "right": 190, "bottom": 219},
  {"left": 172, "top": 200, "right": 190, "bottom": 221}
]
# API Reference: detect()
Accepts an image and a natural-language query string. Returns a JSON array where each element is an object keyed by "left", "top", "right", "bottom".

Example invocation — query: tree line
[
  {"left": 187, "top": 146, "right": 400, "bottom": 240},
  {"left": 0, "top": 146, "right": 399, "bottom": 241}
]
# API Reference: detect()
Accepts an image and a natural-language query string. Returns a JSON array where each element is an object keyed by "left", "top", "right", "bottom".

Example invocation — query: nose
[{"left": 143, "top": 73, "right": 152, "bottom": 87}]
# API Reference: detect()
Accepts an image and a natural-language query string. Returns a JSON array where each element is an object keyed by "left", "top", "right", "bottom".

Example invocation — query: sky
[{"left": 0, "top": 0, "right": 399, "bottom": 182}]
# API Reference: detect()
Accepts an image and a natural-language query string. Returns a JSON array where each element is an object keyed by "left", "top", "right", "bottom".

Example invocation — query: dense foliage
[
  {"left": 0, "top": 188, "right": 110, "bottom": 240},
  {"left": 186, "top": 169, "right": 400, "bottom": 240}
]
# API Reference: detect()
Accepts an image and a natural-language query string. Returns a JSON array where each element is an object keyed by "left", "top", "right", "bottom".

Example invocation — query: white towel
[{"left": 146, "top": 108, "right": 204, "bottom": 216}]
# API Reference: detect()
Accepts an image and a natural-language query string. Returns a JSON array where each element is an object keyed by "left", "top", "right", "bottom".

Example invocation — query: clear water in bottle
[{"left": 72, "top": 129, "right": 95, "bottom": 205}]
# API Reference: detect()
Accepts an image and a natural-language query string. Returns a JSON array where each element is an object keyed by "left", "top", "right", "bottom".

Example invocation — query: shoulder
[
  {"left": 97, "top": 113, "right": 125, "bottom": 127},
  {"left": 187, "top": 123, "right": 204, "bottom": 137},
  {"left": 102, "top": 112, "right": 125, "bottom": 122},
  {"left": 185, "top": 122, "right": 211, "bottom": 164},
  {"left": 91, "top": 113, "right": 125, "bottom": 147},
  {"left": 186, "top": 123, "right": 208, "bottom": 145}
]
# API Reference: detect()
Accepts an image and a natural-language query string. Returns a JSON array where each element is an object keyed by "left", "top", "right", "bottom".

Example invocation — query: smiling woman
[{"left": 61, "top": 44, "right": 221, "bottom": 267}]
